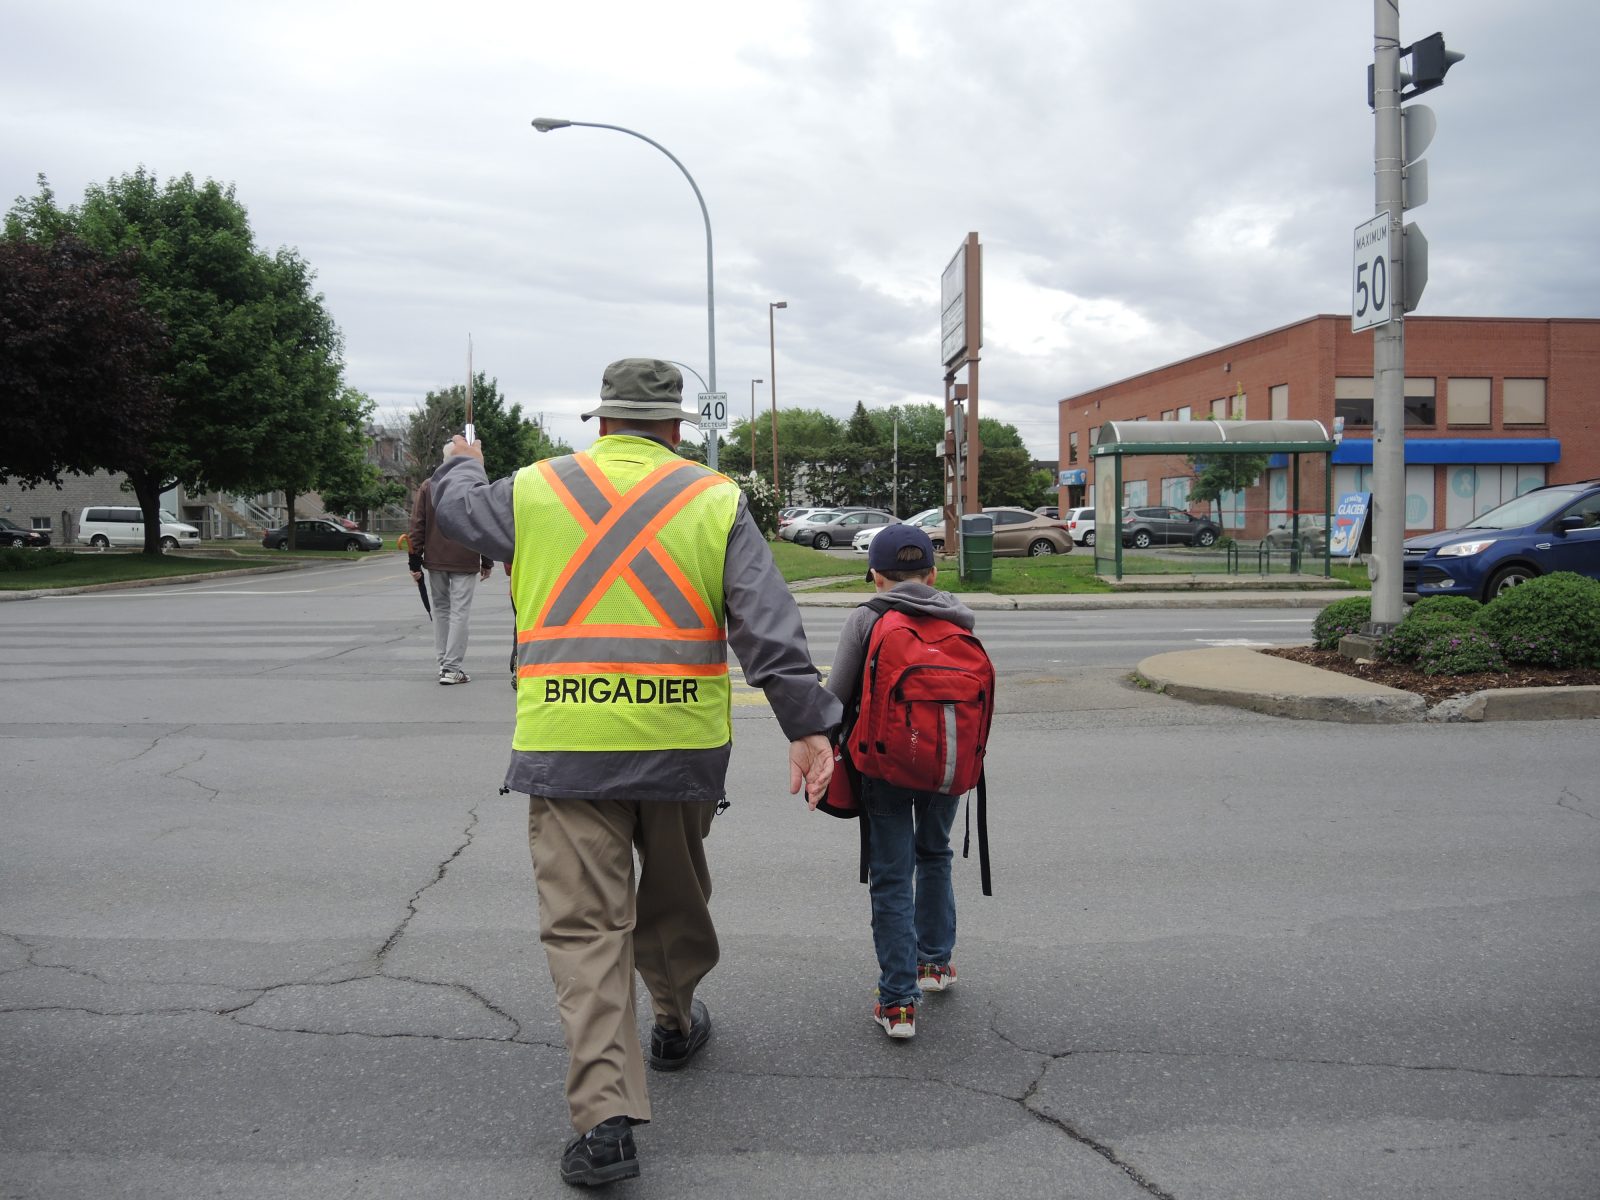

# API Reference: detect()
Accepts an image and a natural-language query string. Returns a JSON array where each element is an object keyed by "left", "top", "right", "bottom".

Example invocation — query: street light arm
[{"left": 530, "top": 118, "right": 716, "bottom": 398}]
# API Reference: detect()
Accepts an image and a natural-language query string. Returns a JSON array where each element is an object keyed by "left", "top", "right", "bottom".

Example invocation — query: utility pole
[
  {"left": 1369, "top": 0, "right": 1406, "bottom": 634},
  {"left": 1360, "top": 3, "right": 1462, "bottom": 640}
]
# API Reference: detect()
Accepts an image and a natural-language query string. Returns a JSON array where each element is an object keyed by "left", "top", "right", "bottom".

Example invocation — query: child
[{"left": 826, "top": 524, "right": 978, "bottom": 1039}]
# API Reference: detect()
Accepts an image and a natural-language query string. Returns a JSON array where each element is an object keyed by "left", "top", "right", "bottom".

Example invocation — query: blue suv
[{"left": 1403, "top": 479, "right": 1600, "bottom": 602}]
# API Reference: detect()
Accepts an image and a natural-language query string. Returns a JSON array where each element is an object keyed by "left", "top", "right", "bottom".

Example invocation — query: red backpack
[{"left": 849, "top": 605, "right": 995, "bottom": 797}]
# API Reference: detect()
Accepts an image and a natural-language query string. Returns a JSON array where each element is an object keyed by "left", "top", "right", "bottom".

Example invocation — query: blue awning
[{"left": 1332, "top": 438, "right": 1560, "bottom": 465}]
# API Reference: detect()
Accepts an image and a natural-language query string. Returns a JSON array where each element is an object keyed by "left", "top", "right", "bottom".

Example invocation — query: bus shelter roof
[{"left": 1089, "top": 419, "right": 1335, "bottom": 456}]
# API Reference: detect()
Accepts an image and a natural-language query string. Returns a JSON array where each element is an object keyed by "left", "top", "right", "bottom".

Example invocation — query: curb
[
  {"left": 794, "top": 589, "right": 1356, "bottom": 611},
  {"left": 0, "top": 561, "right": 310, "bottom": 602}
]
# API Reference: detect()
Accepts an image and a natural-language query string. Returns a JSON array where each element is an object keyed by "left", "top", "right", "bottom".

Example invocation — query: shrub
[
  {"left": 1475, "top": 572, "right": 1600, "bottom": 668},
  {"left": 1416, "top": 626, "right": 1508, "bottom": 676},
  {"left": 1408, "top": 595, "right": 1483, "bottom": 622},
  {"left": 0, "top": 548, "right": 75, "bottom": 572},
  {"left": 1311, "top": 596, "right": 1371, "bottom": 650},
  {"left": 1377, "top": 611, "right": 1472, "bottom": 664}
]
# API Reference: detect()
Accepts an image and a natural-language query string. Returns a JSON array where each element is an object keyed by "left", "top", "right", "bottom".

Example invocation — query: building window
[
  {"left": 1162, "top": 476, "right": 1190, "bottom": 508},
  {"left": 1446, "top": 377, "right": 1490, "bottom": 426},
  {"left": 1161, "top": 410, "right": 1175, "bottom": 421},
  {"left": 1334, "top": 377, "right": 1373, "bottom": 427},
  {"left": 1068, "top": 432, "right": 1079, "bottom": 464},
  {"left": 1123, "top": 479, "right": 1149, "bottom": 508},
  {"left": 1232, "top": 390, "right": 1247, "bottom": 418},
  {"left": 1270, "top": 384, "right": 1288, "bottom": 421},
  {"left": 1088, "top": 425, "right": 1100, "bottom": 445},
  {"left": 1177, "top": 405, "right": 1192, "bottom": 421},
  {"left": 32, "top": 517, "right": 52, "bottom": 531},
  {"left": 1210, "top": 397, "right": 1228, "bottom": 418},
  {"left": 1334, "top": 377, "right": 1435, "bottom": 427},
  {"left": 1504, "top": 378, "right": 1547, "bottom": 425}
]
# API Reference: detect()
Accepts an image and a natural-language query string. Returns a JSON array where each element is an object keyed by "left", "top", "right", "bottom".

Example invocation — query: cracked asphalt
[{"left": 2, "top": 559, "right": 1597, "bottom": 1199}]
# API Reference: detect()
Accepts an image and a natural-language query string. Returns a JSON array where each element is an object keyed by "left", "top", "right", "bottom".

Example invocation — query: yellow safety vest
[{"left": 510, "top": 436, "right": 738, "bottom": 752}]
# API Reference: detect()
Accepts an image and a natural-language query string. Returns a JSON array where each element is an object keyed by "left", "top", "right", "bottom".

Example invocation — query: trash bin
[{"left": 959, "top": 513, "right": 994, "bottom": 584}]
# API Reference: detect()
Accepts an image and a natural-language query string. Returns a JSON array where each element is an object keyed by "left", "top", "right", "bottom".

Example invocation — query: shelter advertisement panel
[{"left": 1329, "top": 492, "right": 1372, "bottom": 557}]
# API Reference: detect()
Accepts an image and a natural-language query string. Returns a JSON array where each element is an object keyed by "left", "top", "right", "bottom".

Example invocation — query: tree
[
  {"left": 0, "top": 235, "right": 170, "bottom": 489},
  {"left": 317, "top": 389, "right": 406, "bottom": 528},
  {"left": 5, "top": 170, "right": 350, "bottom": 554},
  {"left": 1187, "top": 416, "right": 1268, "bottom": 527},
  {"left": 402, "top": 372, "right": 570, "bottom": 491}
]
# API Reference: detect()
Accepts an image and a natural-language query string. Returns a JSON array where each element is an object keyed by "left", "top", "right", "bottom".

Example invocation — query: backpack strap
[{"left": 960, "top": 767, "right": 993, "bottom": 897}]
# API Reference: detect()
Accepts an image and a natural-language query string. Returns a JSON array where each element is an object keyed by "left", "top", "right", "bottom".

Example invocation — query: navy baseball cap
[{"left": 866, "top": 523, "right": 937, "bottom": 581}]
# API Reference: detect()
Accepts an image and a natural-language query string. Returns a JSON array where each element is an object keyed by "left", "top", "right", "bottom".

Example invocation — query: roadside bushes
[
  {"left": 1473, "top": 572, "right": 1600, "bottom": 669},
  {"left": 1312, "top": 596, "right": 1370, "bottom": 650},
  {"left": 1352, "top": 571, "right": 1600, "bottom": 674}
]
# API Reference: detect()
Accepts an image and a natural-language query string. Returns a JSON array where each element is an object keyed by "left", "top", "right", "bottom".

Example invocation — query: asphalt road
[{"left": 2, "top": 559, "right": 1596, "bottom": 1199}]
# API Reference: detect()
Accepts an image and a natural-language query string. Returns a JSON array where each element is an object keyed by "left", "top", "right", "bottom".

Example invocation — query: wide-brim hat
[{"left": 581, "top": 358, "right": 702, "bottom": 425}]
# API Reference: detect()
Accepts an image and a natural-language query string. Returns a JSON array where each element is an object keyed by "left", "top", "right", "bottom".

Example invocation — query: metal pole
[
  {"left": 531, "top": 118, "right": 718, "bottom": 469},
  {"left": 891, "top": 408, "right": 899, "bottom": 517},
  {"left": 749, "top": 379, "right": 762, "bottom": 474},
  {"left": 1369, "top": 1, "right": 1407, "bottom": 630},
  {"left": 769, "top": 302, "right": 786, "bottom": 513}
]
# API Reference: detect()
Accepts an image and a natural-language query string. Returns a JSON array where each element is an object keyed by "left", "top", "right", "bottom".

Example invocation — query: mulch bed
[{"left": 1263, "top": 646, "right": 1600, "bottom": 705}]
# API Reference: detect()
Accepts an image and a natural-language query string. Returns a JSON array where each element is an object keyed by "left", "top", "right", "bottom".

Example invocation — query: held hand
[
  {"left": 479, "top": 566, "right": 492, "bottom": 581},
  {"left": 410, "top": 570, "right": 423, "bottom": 583},
  {"left": 788, "top": 734, "right": 834, "bottom": 811},
  {"left": 446, "top": 434, "right": 484, "bottom": 462}
]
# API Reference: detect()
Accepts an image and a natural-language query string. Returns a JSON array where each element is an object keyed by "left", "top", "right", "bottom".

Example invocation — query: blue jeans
[{"left": 863, "top": 777, "right": 960, "bottom": 1006}]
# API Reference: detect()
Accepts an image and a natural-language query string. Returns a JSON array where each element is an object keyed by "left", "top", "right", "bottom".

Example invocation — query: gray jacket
[
  {"left": 825, "top": 582, "right": 978, "bottom": 709},
  {"left": 430, "top": 444, "right": 841, "bottom": 802}
]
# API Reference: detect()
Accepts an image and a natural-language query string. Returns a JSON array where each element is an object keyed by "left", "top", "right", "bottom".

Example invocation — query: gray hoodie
[{"left": 826, "top": 581, "right": 977, "bottom": 707}]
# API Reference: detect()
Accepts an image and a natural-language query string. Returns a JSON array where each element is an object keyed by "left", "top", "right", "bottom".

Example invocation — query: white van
[{"left": 78, "top": 506, "right": 202, "bottom": 550}]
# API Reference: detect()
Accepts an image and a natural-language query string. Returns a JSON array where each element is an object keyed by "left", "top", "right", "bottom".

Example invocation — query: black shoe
[
  {"left": 648, "top": 997, "right": 711, "bottom": 1072},
  {"left": 560, "top": 1116, "right": 638, "bottom": 1187}
]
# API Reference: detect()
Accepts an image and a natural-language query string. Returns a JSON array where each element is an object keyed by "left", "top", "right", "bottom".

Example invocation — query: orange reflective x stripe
[{"left": 532, "top": 453, "right": 726, "bottom": 636}]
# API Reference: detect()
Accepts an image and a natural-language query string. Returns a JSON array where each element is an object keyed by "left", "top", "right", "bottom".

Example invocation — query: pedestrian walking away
[
  {"left": 822, "top": 523, "right": 992, "bottom": 1041},
  {"left": 429, "top": 357, "right": 840, "bottom": 1187},
  {"left": 408, "top": 449, "right": 493, "bottom": 684}
]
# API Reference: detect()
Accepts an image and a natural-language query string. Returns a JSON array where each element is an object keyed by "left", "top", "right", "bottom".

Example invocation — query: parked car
[
  {"left": 1263, "top": 514, "right": 1330, "bottom": 556},
  {"left": 262, "top": 519, "right": 384, "bottom": 552},
  {"left": 792, "top": 508, "right": 898, "bottom": 550},
  {"left": 1120, "top": 506, "right": 1222, "bottom": 549},
  {"left": 1034, "top": 506, "right": 1059, "bottom": 520},
  {"left": 1402, "top": 479, "right": 1600, "bottom": 602},
  {"left": 1062, "top": 506, "right": 1097, "bottom": 547},
  {"left": 78, "top": 505, "right": 201, "bottom": 550},
  {"left": 0, "top": 517, "right": 50, "bottom": 548},
  {"left": 774, "top": 508, "right": 838, "bottom": 540},
  {"left": 853, "top": 508, "right": 944, "bottom": 553},
  {"left": 983, "top": 507, "right": 1073, "bottom": 556}
]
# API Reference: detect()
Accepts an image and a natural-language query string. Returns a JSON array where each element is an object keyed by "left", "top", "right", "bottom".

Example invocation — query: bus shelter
[{"left": 1088, "top": 419, "right": 1336, "bottom": 579}]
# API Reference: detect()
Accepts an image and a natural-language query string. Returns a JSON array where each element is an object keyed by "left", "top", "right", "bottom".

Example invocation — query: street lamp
[
  {"left": 749, "top": 379, "right": 763, "bottom": 473},
  {"left": 531, "top": 117, "right": 720, "bottom": 470},
  {"left": 769, "top": 301, "right": 787, "bottom": 510}
]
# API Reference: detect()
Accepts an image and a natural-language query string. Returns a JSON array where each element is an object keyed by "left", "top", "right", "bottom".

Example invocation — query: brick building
[{"left": 1056, "top": 315, "right": 1599, "bottom": 539}]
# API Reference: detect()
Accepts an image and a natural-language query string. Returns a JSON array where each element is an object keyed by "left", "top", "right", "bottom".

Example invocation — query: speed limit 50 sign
[{"left": 1352, "top": 212, "right": 1393, "bottom": 332}]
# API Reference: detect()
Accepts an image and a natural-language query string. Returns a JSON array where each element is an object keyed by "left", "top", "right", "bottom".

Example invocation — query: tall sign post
[
  {"left": 1357, "top": 4, "right": 1462, "bottom": 640},
  {"left": 939, "top": 232, "right": 982, "bottom": 557}
]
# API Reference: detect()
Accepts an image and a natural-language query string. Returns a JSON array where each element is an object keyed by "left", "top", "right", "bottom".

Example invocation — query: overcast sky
[{"left": 4, "top": 0, "right": 1595, "bottom": 463}]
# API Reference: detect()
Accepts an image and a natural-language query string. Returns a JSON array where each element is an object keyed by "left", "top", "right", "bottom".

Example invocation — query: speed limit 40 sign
[
  {"left": 696, "top": 391, "right": 729, "bottom": 431},
  {"left": 1352, "top": 212, "right": 1393, "bottom": 332}
]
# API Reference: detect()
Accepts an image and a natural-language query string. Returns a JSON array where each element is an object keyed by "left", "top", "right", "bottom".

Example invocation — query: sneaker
[
  {"left": 918, "top": 962, "right": 957, "bottom": 993},
  {"left": 649, "top": 997, "right": 711, "bottom": 1071},
  {"left": 559, "top": 1115, "right": 638, "bottom": 1187},
  {"left": 438, "top": 668, "right": 470, "bottom": 685},
  {"left": 873, "top": 999, "right": 916, "bottom": 1039}
]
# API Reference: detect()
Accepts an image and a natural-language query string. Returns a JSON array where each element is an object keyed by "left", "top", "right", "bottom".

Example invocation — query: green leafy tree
[
  {"left": 314, "top": 389, "right": 406, "bottom": 528},
  {"left": 1187, "top": 416, "right": 1268, "bottom": 525},
  {"left": 6, "top": 170, "right": 348, "bottom": 554},
  {"left": 403, "top": 372, "right": 570, "bottom": 491},
  {"left": 0, "top": 234, "right": 170, "bottom": 489}
]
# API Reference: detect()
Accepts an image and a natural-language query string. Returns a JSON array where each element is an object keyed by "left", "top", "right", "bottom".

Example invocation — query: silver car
[{"left": 791, "top": 509, "right": 897, "bottom": 550}]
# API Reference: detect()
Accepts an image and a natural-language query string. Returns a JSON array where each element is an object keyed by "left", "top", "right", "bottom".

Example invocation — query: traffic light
[
  {"left": 1367, "top": 32, "right": 1465, "bottom": 107},
  {"left": 1405, "top": 33, "right": 1464, "bottom": 99}
]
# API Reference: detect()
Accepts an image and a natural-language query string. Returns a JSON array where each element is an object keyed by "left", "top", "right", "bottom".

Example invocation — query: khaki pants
[{"left": 527, "top": 795, "right": 719, "bottom": 1133}]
